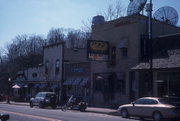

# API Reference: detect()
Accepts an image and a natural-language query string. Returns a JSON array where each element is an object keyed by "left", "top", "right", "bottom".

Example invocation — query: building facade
[
  {"left": 13, "top": 43, "right": 64, "bottom": 101},
  {"left": 13, "top": 14, "right": 180, "bottom": 107},
  {"left": 90, "top": 14, "right": 180, "bottom": 107},
  {"left": 132, "top": 34, "right": 180, "bottom": 98}
]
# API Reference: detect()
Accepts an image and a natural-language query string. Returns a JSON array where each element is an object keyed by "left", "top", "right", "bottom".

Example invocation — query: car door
[
  {"left": 128, "top": 99, "right": 146, "bottom": 116},
  {"left": 141, "top": 99, "right": 158, "bottom": 117},
  {"left": 33, "top": 93, "right": 41, "bottom": 105}
]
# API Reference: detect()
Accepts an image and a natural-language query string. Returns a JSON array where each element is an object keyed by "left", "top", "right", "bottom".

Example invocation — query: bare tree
[
  {"left": 65, "top": 30, "right": 90, "bottom": 48},
  {"left": 102, "top": 0, "right": 125, "bottom": 21},
  {"left": 28, "top": 35, "right": 46, "bottom": 54},
  {"left": 81, "top": 18, "right": 92, "bottom": 33},
  {"left": 81, "top": 0, "right": 125, "bottom": 36},
  {"left": 47, "top": 28, "right": 65, "bottom": 44}
]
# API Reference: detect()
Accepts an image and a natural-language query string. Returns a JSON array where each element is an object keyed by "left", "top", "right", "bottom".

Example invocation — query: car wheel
[
  {"left": 39, "top": 102, "right": 44, "bottom": 108},
  {"left": 30, "top": 102, "right": 33, "bottom": 108},
  {"left": 51, "top": 105, "right": 57, "bottom": 109},
  {"left": 153, "top": 111, "right": 162, "bottom": 121},
  {"left": 61, "top": 105, "right": 67, "bottom": 112},
  {"left": 121, "top": 108, "right": 129, "bottom": 118}
]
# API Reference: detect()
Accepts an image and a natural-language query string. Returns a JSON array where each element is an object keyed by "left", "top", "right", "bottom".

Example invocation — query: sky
[{"left": 0, "top": 0, "right": 180, "bottom": 49}]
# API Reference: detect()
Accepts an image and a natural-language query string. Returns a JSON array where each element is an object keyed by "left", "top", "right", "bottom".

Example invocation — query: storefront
[{"left": 63, "top": 62, "right": 91, "bottom": 103}]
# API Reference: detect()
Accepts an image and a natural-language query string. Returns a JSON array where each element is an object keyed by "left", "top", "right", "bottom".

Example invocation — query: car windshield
[{"left": 46, "top": 94, "right": 55, "bottom": 98}]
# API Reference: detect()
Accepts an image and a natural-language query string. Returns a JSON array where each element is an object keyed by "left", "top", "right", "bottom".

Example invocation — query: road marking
[{"left": 0, "top": 109, "right": 62, "bottom": 121}]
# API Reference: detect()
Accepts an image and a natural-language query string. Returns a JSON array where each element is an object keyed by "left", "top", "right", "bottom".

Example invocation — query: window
[
  {"left": 134, "top": 99, "right": 146, "bottom": 104},
  {"left": 32, "top": 73, "right": 37, "bottom": 78},
  {"left": 121, "top": 48, "right": 128, "bottom": 58},
  {"left": 35, "top": 92, "right": 41, "bottom": 98},
  {"left": 148, "top": 99, "right": 158, "bottom": 104},
  {"left": 134, "top": 99, "right": 158, "bottom": 105},
  {"left": 55, "top": 60, "right": 60, "bottom": 75},
  {"left": 45, "top": 61, "right": 49, "bottom": 74}
]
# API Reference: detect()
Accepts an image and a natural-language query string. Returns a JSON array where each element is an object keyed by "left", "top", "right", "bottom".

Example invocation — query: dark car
[
  {"left": 0, "top": 114, "right": 9, "bottom": 121},
  {"left": 30, "top": 92, "right": 57, "bottom": 109},
  {"left": 118, "top": 97, "right": 180, "bottom": 121}
]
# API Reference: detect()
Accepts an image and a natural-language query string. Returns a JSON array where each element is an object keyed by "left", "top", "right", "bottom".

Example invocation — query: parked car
[
  {"left": 0, "top": 114, "right": 9, "bottom": 121},
  {"left": 30, "top": 92, "right": 57, "bottom": 109},
  {"left": 118, "top": 97, "right": 180, "bottom": 121}
]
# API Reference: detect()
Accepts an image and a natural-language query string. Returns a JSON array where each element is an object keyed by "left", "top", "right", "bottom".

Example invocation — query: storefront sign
[{"left": 87, "top": 40, "right": 109, "bottom": 61}]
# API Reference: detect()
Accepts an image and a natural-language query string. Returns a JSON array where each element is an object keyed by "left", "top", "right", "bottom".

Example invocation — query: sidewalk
[{"left": 0, "top": 101, "right": 118, "bottom": 116}]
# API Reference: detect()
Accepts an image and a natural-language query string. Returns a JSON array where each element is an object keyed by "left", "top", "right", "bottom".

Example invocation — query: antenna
[
  {"left": 153, "top": 6, "right": 179, "bottom": 26},
  {"left": 127, "top": 0, "right": 147, "bottom": 16}
]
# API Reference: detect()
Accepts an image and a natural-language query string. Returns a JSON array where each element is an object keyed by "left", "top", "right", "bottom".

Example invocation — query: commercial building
[
  {"left": 13, "top": 14, "right": 180, "bottom": 107},
  {"left": 132, "top": 33, "right": 180, "bottom": 98},
  {"left": 90, "top": 14, "right": 180, "bottom": 107}
]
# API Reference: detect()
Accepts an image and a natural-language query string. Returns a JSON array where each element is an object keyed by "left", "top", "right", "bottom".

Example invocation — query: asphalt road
[{"left": 0, "top": 104, "right": 153, "bottom": 121}]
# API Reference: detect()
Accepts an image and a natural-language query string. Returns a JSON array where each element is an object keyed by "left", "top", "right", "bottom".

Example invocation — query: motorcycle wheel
[
  {"left": 61, "top": 105, "right": 67, "bottom": 112},
  {"left": 79, "top": 108, "right": 85, "bottom": 112}
]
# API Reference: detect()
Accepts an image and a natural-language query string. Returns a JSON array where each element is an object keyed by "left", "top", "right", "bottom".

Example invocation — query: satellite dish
[
  {"left": 153, "top": 6, "right": 179, "bottom": 26},
  {"left": 127, "top": 0, "right": 147, "bottom": 16}
]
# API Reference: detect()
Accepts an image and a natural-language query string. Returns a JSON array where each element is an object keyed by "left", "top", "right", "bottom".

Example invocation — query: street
[{"left": 0, "top": 103, "right": 145, "bottom": 121}]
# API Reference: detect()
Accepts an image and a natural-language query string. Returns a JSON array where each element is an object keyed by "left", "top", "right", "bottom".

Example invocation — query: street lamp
[{"left": 7, "top": 78, "right": 11, "bottom": 104}]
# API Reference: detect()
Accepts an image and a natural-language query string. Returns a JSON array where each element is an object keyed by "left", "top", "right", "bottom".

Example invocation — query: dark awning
[
  {"left": 39, "top": 83, "right": 47, "bottom": 88},
  {"left": 72, "top": 78, "right": 82, "bottom": 85},
  {"left": 118, "top": 38, "right": 128, "bottom": 48},
  {"left": 80, "top": 77, "right": 89, "bottom": 86},
  {"left": 63, "top": 79, "right": 73, "bottom": 85},
  {"left": 52, "top": 84, "right": 59, "bottom": 88},
  {"left": 33, "top": 84, "right": 40, "bottom": 88}
]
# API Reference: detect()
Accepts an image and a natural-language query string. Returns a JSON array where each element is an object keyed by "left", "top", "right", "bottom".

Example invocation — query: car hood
[{"left": 118, "top": 104, "right": 132, "bottom": 109}]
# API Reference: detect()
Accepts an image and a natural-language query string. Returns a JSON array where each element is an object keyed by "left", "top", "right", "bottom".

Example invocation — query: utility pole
[
  {"left": 7, "top": 78, "right": 11, "bottom": 104},
  {"left": 146, "top": 0, "right": 153, "bottom": 96}
]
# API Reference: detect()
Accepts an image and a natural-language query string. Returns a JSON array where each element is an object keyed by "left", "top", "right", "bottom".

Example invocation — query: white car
[{"left": 118, "top": 97, "right": 180, "bottom": 121}]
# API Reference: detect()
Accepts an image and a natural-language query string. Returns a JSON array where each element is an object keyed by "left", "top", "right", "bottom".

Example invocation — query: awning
[
  {"left": 72, "top": 78, "right": 82, "bottom": 85},
  {"left": 63, "top": 79, "right": 73, "bottom": 85},
  {"left": 33, "top": 84, "right": 40, "bottom": 88},
  {"left": 118, "top": 39, "right": 128, "bottom": 48},
  {"left": 80, "top": 77, "right": 89, "bottom": 86},
  {"left": 24, "top": 84, "right": 28, "bottom": 88},
  {"left": 52, "top": 84, "right": 59, "bottom": 88},
  {"left": 12, "top": 84, "right": 20, "bottom": 89},
  {"left": 39, "top": 83, "right": 47, "bottom": 88},
  {"left": 12, "top": 83, "right": 24, "bottom": 88}
]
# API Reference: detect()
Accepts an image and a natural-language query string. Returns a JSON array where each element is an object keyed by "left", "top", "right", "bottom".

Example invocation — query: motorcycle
[{"left": 61, "top": 95, "right": 88, "bottom": 112}]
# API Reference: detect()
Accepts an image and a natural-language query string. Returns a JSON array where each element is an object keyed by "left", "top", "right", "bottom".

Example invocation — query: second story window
[
  {"left": 118, "top": 38, "right": 128, "bottom": 59},
  {"left": 121, "top": 47, "right": 128, "bottom": 58},
  {"left": 45, "top": 61, "right": 49, "bottom": 74},
  {"left": 32, "top": 73, "right": 37, "bottom": 78},
  {"left": 55, "top": 60, "right": 60, "bottom": 75}
]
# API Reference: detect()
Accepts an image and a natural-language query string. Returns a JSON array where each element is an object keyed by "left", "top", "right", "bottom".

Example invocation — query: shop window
[{"left": 55, "top": 60, "right": 60, "bottom": 75}]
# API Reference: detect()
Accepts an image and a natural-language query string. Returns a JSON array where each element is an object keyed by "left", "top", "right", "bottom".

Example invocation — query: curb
[{"left": 0, "top": 101, "right": 119, "bottom": 116}]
